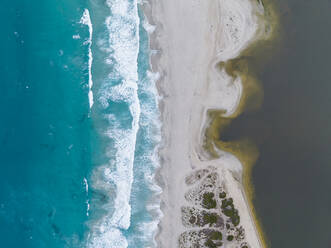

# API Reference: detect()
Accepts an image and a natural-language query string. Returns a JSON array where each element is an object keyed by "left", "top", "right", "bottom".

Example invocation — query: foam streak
[{"left": 80, "top": 9, "right": 94, "bottom": 109}]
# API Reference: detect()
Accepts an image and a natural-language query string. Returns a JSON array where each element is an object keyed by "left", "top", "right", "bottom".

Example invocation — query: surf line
[
  {"left": 83, "top": 177, "right": 90, "bottom": 216},
  {"left": 80, "top": 9, "right": 94, "bottom": 109}
]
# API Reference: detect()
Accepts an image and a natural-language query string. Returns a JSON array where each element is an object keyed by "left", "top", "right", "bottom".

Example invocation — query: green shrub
[
  {"left": 205, "top": 239, "right": 217, "bottom": 248},
  {"left": 203, "top": 213, "right": 218, "bottom": 226},
  {"left": 231, "top": 214, "right": 240, "bottom": 226},
  {"left": 202, "top": 192, "right": 217, "bottom": 209},
  {"left": 221, "top": 198, "right": 233, "bottom": 208},
  {"left": 219, "top": 192, "right": 226, "bottom": 199},
  {"left": 221, "top": 198, "right": 240, "bottom": 226},
  {"left": 210, "top": 231, "right": 222, "bottom": 240},
  {"left": 227, "top": 235, "right": 234, "bottom": 241}
]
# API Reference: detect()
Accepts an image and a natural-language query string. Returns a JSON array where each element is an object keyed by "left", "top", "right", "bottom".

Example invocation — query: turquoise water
[{"left": 0, "top": 0, "right": 160, "bottom": 247}]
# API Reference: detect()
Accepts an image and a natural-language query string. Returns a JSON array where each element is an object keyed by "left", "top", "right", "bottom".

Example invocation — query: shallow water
[{"left": 221, "top": 0, "right": 331, "bottom": 247}]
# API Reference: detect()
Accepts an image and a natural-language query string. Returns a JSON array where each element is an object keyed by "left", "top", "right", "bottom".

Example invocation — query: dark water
[{"left": 222, "top": 0, "right": 331, "bottom": 247}]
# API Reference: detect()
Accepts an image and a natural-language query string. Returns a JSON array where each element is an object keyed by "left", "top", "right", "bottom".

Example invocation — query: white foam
[
  {"left": 137, "top": 218, "right": 161, "bottom": 248},
  {"left": 143, "top": 20, "right": 156, "bottom": 34},
  {"left": 73, "top": 34, "right": 81, "bottom": 39},
  {"left": 83, "top": 177, "right": 89, "bottom": 193},
  {"left": 87, "top": 228, "right": 128, "bottom": 248},
  {"left": 80, "top": 9, "right": 94, "bottom": 109},
  {"left": 135, "top": 69, "right": 162, "bottom": 247},
  {"left": 86, "top": 0, "right": 141, "bottom": 247},
  {"left": 83, "top": 177, "right": 90, "bottom": 216}
]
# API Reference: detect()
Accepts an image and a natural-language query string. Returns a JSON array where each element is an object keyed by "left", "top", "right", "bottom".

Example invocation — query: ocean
[{"left": 0, "top": 0, "right": 161, "bottom": 247}]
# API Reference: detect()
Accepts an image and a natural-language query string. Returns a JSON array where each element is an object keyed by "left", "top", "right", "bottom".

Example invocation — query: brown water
[{"left": 221, "top": 0, "right": 331, "bottom": 247}]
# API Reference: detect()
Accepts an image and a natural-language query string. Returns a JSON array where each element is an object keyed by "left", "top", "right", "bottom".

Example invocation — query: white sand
[{"left": 142, "top": 0, "right": 266, "bottom": 247}]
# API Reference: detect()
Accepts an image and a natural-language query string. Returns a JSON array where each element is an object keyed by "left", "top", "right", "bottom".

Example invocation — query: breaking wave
[{"left": 82, "top": 1, "right": 162, "bottom": 247}]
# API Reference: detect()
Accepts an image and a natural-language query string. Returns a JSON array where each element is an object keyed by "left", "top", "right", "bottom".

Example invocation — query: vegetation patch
[
  {"left": 205, "top": 239, "right": 217, "bottom": 248},
  {"left": 235, "top": 226, "right": 245, "bottom": 242},
  {"left": 219, "top": 191, "right": 226, "bottom": 199},
  {"left": 202, "top": 192, "right": 217, "bottom": 209},
  {"left": 209, "top": 230, "right": 222, "bottom": 241},
  {"left": 203, "top": 212, "right": 218, "bottom": 226},
  {"left": 227, "top": 235, "right": 234, "bottom": 241},
  {"left": 221, "top": 198, "right": 240, "bottom": 226},
  {"left": 204, "top": 238, "right": 223, "bottom": 248}
]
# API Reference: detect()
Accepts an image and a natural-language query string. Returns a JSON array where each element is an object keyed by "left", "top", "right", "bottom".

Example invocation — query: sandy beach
[{"left": 142, "top": 0, "right": 268, "bottom": 247}]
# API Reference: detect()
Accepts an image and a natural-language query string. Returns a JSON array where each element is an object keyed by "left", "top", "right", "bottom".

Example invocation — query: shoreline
[{"left": 141, "top": 0, "right": 276, "bottom": 247}]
